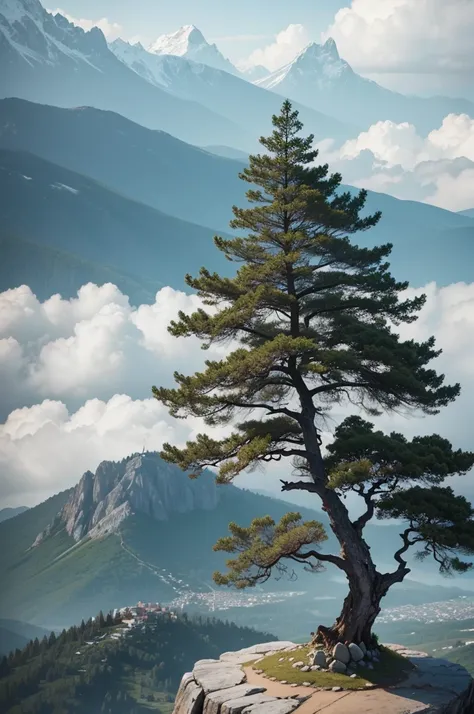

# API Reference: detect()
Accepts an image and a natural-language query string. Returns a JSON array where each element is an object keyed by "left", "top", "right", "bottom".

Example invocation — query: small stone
[
  {"left": 333, "top": 643, "right": 350, "bottom": 665},
  {"left": 280, "top": 680, "right": 288, "bottom": 685},
  {"left": 310, "top": 665, "right": 320, "bottom": 671},
  {"left": 290, "top": 683, "right": 298, "bottom": 688},
  {"left": 278, "top": 658, "right": 285, "bottom": 662},
  {"left": 365, "top": 683, "right": 376, "bottom": 688},
  {"left": 302, "top": 682, "right": 311, "bottom": 687},
  {"left": 301, "top": 666, "right": 310, "bottom": 672},
  {"left": 332, "top": 686, "right": 343, "bottom": 692},
  {"left": 292, "top": 661, "right": 304, "bottom": 669},
  {"left": 329, "top": 660, "right": 347, "bottom": 674},
  {"left": 270, "top": 678, "right": 277, "bottom": 682},
  {"left": 288, "top": 657, "right": 294, "bottom": 662},
  {"left": 322, "top": 687, "right": 332, "bottom": 691},
  {"left": 350, "top": 674, "right": 358, "bottom": 679},
  {"left": 348, "top": 643, "right": 364, "bottom": 663},
  {"left": 367, "top": 663, "right": 374, "bottom": 670},
  {"left": 365, "top": 650, "right": 373, "bottom": 660}
]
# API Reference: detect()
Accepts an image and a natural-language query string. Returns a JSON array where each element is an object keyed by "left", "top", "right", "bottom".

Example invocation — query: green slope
[
  {"left": 0, "top": 149, "right": 232, "bottom": 294},
  {"left": 0, "top": 98, "right": 246, "bottom": 233},
  {"left": 0, "top": 235, "right": 160, "bottom": 305},
  {"left": 0, "top": 611, "right": 274, "bottom": 714},
  {"left": 0, "top": 484, "right": 333, "bottom": 628}
]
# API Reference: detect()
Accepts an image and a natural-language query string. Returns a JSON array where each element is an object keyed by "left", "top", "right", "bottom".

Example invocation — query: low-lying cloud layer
[
  {"left": 317, "top": 113, "right": 474, "bottom": 211},
  {"left": 1, "top": 281, "right": 473, "bottom": 508}
]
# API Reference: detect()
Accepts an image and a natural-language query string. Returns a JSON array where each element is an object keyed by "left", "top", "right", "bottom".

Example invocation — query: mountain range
[
  {"left": 1, "top": 97, "right": 473, "bottom": 305},
  {"left": 1, "top": 451, "right": 472, "bottom": 633},
  {"left": 0, "top": 0, "right": 251, "bottom": 149},
  {"left": 255, "top": 39, "right": 474, "bottom": 134}
]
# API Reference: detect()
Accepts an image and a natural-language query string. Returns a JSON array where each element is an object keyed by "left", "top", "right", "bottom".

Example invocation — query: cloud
[
  {"left": 1, "top": 281, "right": 474, "bottom": 509},
  {"left": 317, "top": 113, "right": 474, "bottom": 211},
  {"left": 324, "top": 0, "right": 474, "bottom": 76},
  {"left": 243, "top": 24, "right": 309, "bottom": 71},
  {"left": 0, "top": 395, "right": 205, "bottom": 507},
  {"left": 48, "top": 7, "right": 123, "bottom": 40},
  {"left": 0, "top": 283, "right": 224, "bottom": 420}
]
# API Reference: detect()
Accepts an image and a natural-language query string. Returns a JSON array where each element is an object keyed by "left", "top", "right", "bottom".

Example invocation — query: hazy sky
[
  {"left": 54, "top": 0, "right": 347, "bottom": 60},
  {"left": 50, "top": 0, "right": 474, "bottom": 99}
]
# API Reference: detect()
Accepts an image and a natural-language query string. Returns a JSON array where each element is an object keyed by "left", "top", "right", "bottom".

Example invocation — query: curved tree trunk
[
  {"left": 298, "top": 397, "right": 410, "bottom": 649},
  {"left": 308, "top": 485, "right": 386, "bottom": 647},
  {"left": 316, "top": 573, "right": 386, "bottom": 648}
]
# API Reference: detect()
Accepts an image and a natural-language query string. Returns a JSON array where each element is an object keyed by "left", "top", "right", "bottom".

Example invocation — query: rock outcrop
[
  {"left": 173, "top": 642, "right": 474, "bottom": 714},
  {"left": 34, "top": 452, "right": 219, "bottom": 544},
  {"left": 173, "top": 643, "right": 307, "bottom": 714}
]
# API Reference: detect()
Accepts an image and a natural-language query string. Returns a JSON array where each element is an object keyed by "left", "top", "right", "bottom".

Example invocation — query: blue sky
[{"left": 54, "top": 0, "right": 349, "bottom": 62}]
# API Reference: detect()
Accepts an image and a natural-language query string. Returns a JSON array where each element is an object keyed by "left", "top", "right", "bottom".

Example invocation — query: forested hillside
[{"left": 0, "top": 610, "right": 274, "bottom": 714}]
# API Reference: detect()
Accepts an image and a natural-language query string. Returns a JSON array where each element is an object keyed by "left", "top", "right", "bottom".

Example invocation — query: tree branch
[
  {"left": 280, "top": 479, "right": 319, "bottom": 493},
  {"left": 292, "top": 548, "right": 349, "bottom": 573}
]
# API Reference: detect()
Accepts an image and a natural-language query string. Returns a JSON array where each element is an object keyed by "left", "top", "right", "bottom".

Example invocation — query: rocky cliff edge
[{"left": 173, "top": 641, "right": 474, "bottom": 714}]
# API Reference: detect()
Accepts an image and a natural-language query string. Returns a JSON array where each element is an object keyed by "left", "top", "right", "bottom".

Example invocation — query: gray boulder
[
  {"left": 329, "top": 659, "right": 347, "bottom": 674},
  {"left": 348, "top": 643, "right": 364, "bottom": 662},
  {"left": 359, "top": 642, "right": 367, "bottom": 656},
  {"left": 333, "top": 642, "right": 350, "bottom": 664}
]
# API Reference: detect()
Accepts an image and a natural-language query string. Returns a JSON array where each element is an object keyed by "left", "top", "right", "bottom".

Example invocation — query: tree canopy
[{"left": 153, "top": 100, "right": 474, "bottom": 645}]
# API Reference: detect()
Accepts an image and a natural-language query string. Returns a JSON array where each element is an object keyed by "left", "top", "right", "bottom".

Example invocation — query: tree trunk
[
  {"left": 316, "top": 573, "right": 386, "bottom": 648},
  {"left": 311, "top": 484, "right": 389, "bottom": 648}
]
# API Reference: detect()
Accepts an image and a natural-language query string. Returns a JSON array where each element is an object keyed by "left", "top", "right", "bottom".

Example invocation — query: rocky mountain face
[{"left": 34, "top": 452, "right": 219, "bottom": 544}]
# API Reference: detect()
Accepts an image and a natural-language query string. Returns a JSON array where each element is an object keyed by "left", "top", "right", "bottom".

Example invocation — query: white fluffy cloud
[
  {"left": 1, "top": 281, "right": 474, "bottom": 508},
  {"left": 0, "top": 283, "right": 223, "bottom": 419},
  {"left": 0, "top": 395, "right": 206, "bottom": 506},
  {"left": 243, "top": 24, "right": 309, "bottom": 71},
  {"left": 48, "top": 7, "right": 123, "bottom": 40},
  {"left": 325, "top": 0, "right": 474, "bottom": 76},
  {"left": 317, "top": 113, "right": 474, "bottom": 211}
]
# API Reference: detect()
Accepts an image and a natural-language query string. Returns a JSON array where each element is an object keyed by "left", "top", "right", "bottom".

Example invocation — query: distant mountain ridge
[
  {"left": 0, "top": 506, "right": 28, "bottom": 523},
  {"left": 256, "top": 38, "right": 474, "bottom": 133},
  {"left": 0, "top": 148, "right": 234, "bottom": 298}
]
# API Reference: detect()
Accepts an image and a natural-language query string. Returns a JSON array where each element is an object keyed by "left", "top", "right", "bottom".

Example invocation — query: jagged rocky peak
[
  {"left": 34, "top": 452, "right": 220, "bottom": 545},
  {"left": 0, "top": 0, "right": 108, "bottom": 64},
  {"left": 148, "top": 23, "right": 238, "bottom": 74}
]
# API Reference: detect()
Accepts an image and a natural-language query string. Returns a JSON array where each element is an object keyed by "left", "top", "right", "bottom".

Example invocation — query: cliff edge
[{"left": 173, "top": 641, "right": 474, "bottom": 714}]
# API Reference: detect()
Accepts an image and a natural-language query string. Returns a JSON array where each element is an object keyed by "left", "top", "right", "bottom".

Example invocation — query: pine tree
[{"left": 153, "top": 100, "right": 474, "bottom": 648}]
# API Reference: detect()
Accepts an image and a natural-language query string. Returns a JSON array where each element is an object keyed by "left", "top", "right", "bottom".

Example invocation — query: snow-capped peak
[
  {"left": 149, "top": 24, "right": 205, "bottom": 57},
  {"left": 148, "top": 23, "right": 239, "bottom": 75},
  {"left": 255, "top": 37, "right": 350, "bottom": 91}
]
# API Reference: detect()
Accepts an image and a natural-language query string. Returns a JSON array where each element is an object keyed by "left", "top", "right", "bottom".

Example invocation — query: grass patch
[{"left": 247, "top": 644, "right": 415, "bottom": 690}]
